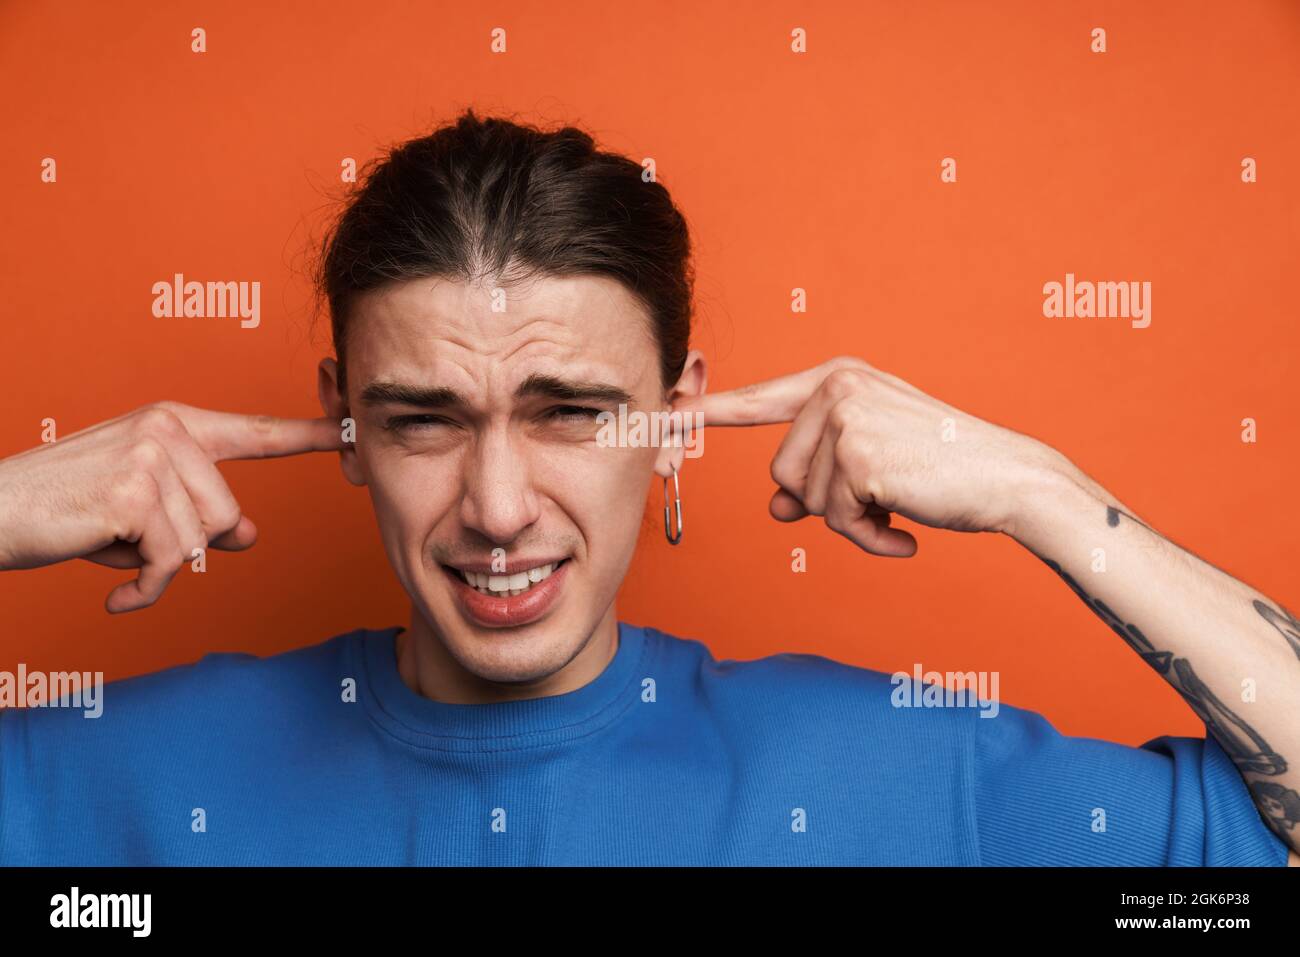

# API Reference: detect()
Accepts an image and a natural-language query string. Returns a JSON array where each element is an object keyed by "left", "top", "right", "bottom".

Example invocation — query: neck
[{"left": 395, "top": 604, "right": 620, "bottom": 704}]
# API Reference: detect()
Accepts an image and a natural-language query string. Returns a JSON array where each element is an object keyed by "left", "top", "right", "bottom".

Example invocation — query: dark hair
[{"left": 316, "top": 108, "right": 694, "bottom": 395}]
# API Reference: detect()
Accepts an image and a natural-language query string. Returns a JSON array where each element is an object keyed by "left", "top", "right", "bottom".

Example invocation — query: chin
[
  {"left": 405, "top": 548, "right": 607, "bottom": 686},
  {"left": 439, "top": 616, "right": 581, "bottom": 686}
]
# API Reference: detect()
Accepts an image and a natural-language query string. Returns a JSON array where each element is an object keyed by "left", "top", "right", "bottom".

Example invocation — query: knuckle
[
  {"left": 822, "top": 367, "right": 868, "bottom": 398},
  {"left": 832, "top": 420, "right": 863, "bottom": 454},
  {"left": 827, "top": 400, "right": 853, "bottom": 430},
  {"left": 136, "top": 405, "right": 184, "bottom": 438},
  {"left": 245, "top": 415, "right": 279, "bottom": 458},
  {"left": 128, "top": 437, "right": 168, "bottom": 471},
  {"left": 769, "top": 456, "right": 796, "bottom": 490},
  {"left": 212, "top": 502, "right": 242, "bottom": 533},
  {"left": 827, "top": 395, "right": 869, "bottom": 432},
  {"left": 828, "top": 355, "right": 869, "bottom": 373},
  {"left": 112, "top": 467, "right": 158, "bottom": 506}
]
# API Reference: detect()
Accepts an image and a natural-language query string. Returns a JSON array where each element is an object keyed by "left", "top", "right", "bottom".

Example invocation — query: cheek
[
  {"left": 544, "top": 446, "right": 656, "bottom": 541},
  {"left": 362, "top": 447, "right": 464, "bottom": 548}
]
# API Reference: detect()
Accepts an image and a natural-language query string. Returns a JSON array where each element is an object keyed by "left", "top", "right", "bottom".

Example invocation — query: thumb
[
  {"left": 836, "top": 516, "right": 918, "bottom": 558},
  {"left": 769, "top": 488, "right": 809, "bottom": 522}
]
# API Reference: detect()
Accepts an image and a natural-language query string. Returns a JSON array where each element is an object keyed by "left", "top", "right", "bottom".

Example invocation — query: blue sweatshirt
[{"left": 0, "top": 622, "right": 1288, "bottom": 865}]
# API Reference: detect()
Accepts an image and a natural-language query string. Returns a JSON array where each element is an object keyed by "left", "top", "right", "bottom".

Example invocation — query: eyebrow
[{"left": 358, "top": 373, "right": 633, "bottom": 409}]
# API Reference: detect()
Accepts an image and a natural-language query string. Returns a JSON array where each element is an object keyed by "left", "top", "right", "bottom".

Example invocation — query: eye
[
  {"left": 546, "top": 405, "right": 603, "bottom": 422},
  {"left": 385, "top": 413, "right": 453, "bottom": 432}
]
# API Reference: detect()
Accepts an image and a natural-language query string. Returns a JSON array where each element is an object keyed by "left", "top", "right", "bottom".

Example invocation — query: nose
[{"left": 458, "top": 425, "right": 542, "bottom": 545}]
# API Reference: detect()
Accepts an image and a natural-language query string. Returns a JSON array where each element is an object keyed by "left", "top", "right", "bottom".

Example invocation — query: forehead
[{"left": 346, "top": 273, "right": 659, "bottom": 396}]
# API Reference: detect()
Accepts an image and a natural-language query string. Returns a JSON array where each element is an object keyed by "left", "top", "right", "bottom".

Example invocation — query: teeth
[{"left": 458, "top": 562, "right": 559, "bottom": 597}]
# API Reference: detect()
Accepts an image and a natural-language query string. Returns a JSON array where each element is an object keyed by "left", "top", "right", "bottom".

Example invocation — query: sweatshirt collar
[{"left": 354, "top": 621, "right": 649, "bottom": 751}]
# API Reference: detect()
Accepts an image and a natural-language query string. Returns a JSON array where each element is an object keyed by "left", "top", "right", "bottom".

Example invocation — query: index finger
[
  {"left": 172, "top": 408, "right": 350, "bottom": 461},
  {"left": 674, "top": 363, "right": 846, "bottom": 427}
]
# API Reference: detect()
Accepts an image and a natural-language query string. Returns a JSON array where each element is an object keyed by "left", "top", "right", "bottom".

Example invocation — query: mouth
[
  {"left": 444, "top": 559, "right": 569, "bottom": 597},
  {"left": 439, "top": 558, "right": 571, "bottom": 628}
]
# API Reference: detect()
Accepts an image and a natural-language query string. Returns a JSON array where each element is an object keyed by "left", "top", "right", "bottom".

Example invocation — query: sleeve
[
  {"left": 968, "top": 701, "right": 1290, "bottom": 866},
  {"left": 0, "top": 707, "right": 15, "bottom": 863}
]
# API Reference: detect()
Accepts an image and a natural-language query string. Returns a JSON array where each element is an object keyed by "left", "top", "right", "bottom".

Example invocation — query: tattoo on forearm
[
  {"left": 1253, "top": 599, "right": 1300, "bottom": 662},
  {"left": 1111, "top": 508, "right": 1300, "bottom": 664},
  {"left": 1047, "top": 556, "right": 1283, "bottom": 767},
  {"left": 1104, "top": 504, "right": 1189, "bottom": 555},
  {"left": 1106, "top": 506, "right": 1150, "bottom": 531},
  {"left": 1041, "top": 557, "right": 1171, "bottom": 673},
  {"left": 1249, "top": 780, "right": 1300, "bottom": 837},
  {"left": 1037, "top": 505, "right": 1300, "bottom": 844},
  {"left": 1167, "top": 657, "right": 1286, "bottom": 775}
]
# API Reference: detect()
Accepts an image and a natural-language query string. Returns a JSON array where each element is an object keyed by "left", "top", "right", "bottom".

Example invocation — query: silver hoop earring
[{"left": 663, "top": 465, "right": 683, "bottom": 545}]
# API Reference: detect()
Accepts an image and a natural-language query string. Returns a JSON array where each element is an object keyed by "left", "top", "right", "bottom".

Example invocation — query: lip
[
  {"left": 443, "top": 556, "right": 569, "bottom": 575},
  {"left": 441, "top": 559, "right": 571, "bottom": 628}
]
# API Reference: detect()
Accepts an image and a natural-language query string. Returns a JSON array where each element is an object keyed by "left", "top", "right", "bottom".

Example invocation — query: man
[{"left": 1, "top": 111, "right": 1296, "bottom": 865}]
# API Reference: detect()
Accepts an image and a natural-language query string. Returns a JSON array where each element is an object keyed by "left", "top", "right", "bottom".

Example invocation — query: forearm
[{"left": 1003, "top": 453, "right": 1300, "bottom": 852}]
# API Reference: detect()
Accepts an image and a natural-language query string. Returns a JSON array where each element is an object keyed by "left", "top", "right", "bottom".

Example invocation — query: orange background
[{"left": 1, "top": 0, "right": 1296, "bottom": 747}]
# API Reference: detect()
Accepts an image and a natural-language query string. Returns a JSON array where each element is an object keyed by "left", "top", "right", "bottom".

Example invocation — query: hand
[
  {"left": 675, "top": 356, "right": 1069, "bottom": 557},
  {"left": 0, "top": 402, "right": 346, "bottom": 611}
]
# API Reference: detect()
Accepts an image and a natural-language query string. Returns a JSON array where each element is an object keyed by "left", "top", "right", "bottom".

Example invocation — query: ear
[
  {"left": 653, "top": 349, "right": 707, "bottom": 479},
  {"left": 317, "top": 357, "right": 366, "bottom": 487}
]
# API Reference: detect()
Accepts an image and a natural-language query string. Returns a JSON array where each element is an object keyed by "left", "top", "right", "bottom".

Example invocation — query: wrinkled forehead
[{"left": 345, "top": 273, "right": 660, "bottom": 403}]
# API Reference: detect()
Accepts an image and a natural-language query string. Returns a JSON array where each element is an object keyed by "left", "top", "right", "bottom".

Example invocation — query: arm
[
  {"left": 675, "top": 354, "right": 1300, "bottom": 863},
  {"left": 0, "top": 402, "right": 345, "bottom": 611},
  {"left": 1005, "top": 458, "right": 1300, "bottom": 858}
]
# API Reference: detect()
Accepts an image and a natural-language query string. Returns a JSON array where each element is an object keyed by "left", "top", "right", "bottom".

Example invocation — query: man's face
[{"left": 322, "top": 273, "right": 688, "bottom": 684}]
